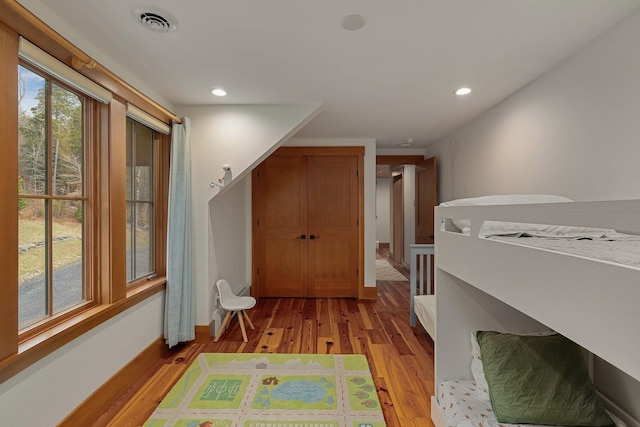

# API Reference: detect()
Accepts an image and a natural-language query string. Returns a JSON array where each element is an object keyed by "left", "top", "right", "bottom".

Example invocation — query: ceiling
[{"left": 21, "top": 0, "right": 640, "bottom": 148}]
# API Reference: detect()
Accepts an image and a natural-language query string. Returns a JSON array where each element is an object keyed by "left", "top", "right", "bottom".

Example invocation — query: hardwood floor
[{"left": 95, "top": 254, "right": 435, "bottom": 427}]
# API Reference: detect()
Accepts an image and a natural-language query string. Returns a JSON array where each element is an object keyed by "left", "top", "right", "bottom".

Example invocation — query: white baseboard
[{"left": 212, "top": 307, "right": 225, "bottom": 335}]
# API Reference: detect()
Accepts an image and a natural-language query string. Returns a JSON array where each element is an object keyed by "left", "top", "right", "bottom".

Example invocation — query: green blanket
[{"left": 477, "top": 331, "right": 613, "bottom": 426}]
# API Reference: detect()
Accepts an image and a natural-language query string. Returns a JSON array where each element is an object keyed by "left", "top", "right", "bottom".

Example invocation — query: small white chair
[{"left": 213, "top": 279, "right": 256, "bottom": 343}]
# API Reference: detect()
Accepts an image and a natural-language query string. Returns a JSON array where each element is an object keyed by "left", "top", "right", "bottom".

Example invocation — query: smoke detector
[
  {"left": 341, "top": 14, "right": 365, "bottom": 31},
  {"left": 400, "top": 138, "right": 414, "bottom": 147},
  {"left": 132, "top": 5, "right": 178, "bottom": 33}
]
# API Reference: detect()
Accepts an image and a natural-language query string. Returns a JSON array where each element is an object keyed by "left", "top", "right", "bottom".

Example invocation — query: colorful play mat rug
[{"left": 143, "top": 353, "right": 387, "bottom": 427}]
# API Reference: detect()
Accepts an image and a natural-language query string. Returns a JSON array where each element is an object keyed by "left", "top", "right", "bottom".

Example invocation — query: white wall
[
  {"left": 286, "top": 138, "right": 377, "bottom": 288},
  {"left": 375, "top": 178, "right": 391, "bottom": 244},
  {"left": 207, "top": 175, "right": 252, "bottom": 325},
  {"left": 425, "top": 8, "right": 640, "bottom": 420},
  {"left": 175, "top": 104, "right": 322, "bottom": 326},
  {"left": 0, "top": 292, "right": 164, "bottom": 425},
  {"left": 425, "top": 7, "right": 640, "bottom": 203}
]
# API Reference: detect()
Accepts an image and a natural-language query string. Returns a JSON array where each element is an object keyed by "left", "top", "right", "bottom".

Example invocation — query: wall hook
[{"left": 210, "top": 164, "right": 232, "bottom": 189}]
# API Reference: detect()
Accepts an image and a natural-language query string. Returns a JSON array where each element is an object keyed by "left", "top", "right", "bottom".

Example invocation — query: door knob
[
  {"left": 297, "top": 234, "right": 306, "bottom": 239},
  {"left": 309, "top": 235, "right": 319, "bottom": 240}
]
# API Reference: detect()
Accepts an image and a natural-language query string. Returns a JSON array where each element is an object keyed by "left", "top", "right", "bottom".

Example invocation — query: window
[
  {"left": 17, "top": 64, "right": 90, "bottom": 330},
  {"left": 1, "top": 20, "right": 170, "bottom": 381},
  {"left": 126, "top": 118, "right": 156, "bottom": 283}
]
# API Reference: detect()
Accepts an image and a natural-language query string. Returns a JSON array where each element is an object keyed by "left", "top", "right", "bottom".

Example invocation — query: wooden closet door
[
  {"left": 307, "top": 156, "right": 359, "bottom": 297},
  {"left": 416, "top": 157, "right": 437, "bottom": 244},
  {"left": 415, "top": 156, "right": 437, "bottom": 289},
  {"left": 392, "top": 173, "right": 404, "bottom": 264},
  {"left": 256, "top": 156, "right": 308, "bottom": 297}
]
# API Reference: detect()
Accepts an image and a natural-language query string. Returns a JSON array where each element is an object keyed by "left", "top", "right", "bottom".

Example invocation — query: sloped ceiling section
[
  {"left": 178, "top": 103, "right": 322, "bottom": 200},
  {"left": 180, "top": 102, "right": 321, "bottom": 326}
]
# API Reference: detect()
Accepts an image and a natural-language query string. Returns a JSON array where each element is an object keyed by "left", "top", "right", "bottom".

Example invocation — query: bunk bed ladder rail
[{"left": 409, "top": 243, "right": 435, "bottom": 327}]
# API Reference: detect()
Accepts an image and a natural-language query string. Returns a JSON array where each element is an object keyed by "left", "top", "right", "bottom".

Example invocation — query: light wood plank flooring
[{"left": 95, "top": 254, "right": 435, "bottom": 427}]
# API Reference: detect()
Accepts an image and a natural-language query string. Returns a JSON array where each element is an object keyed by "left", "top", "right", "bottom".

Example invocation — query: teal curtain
[{"left": 165, "top": 117, "right": 195, "bottom": 347}]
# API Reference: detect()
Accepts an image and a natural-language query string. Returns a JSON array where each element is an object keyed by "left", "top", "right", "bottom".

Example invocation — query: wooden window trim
[
  {"left": 0, "top": 279, "right": 165, "bottom": 385},
  {"left": 0, "top": 20, "right": 20, "bottom": 362},
  {"left": 0, "top": 10, "right": 174, "bottom": 383}
]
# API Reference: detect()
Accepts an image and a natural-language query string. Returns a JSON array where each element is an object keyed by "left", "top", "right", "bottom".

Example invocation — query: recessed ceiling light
[
  {"left": 455, "top": 87, "right": 472, "bottom": 96},
  {"left": 341, "top": 14, "right": 365, "bottom": 31},
  {"left": 211, "top": 88, "right": 227, "bottom": 97}
]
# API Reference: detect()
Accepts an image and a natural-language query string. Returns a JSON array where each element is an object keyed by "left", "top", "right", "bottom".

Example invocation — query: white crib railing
[{"left": 410, "top": 243, "right": 435, "bottom": 327}]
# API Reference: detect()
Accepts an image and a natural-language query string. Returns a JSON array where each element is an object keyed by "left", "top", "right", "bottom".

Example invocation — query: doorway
[{"left": 375, "top": 156, "right": 437, "bottom": 269}]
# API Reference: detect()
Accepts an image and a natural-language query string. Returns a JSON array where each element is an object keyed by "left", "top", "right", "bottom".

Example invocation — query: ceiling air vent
[{"left": 132, "top": 5, "right": 178, "bottom": 33}]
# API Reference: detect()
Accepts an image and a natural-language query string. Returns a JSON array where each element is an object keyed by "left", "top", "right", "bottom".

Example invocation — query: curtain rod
[{"left": 1, "top": 0, "right": 182, "bottom": 125}]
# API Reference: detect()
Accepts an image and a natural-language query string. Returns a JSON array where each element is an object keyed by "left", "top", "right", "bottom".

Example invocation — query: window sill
[{"left": 0, "top": 278, "right": 166, "bottom": 385}]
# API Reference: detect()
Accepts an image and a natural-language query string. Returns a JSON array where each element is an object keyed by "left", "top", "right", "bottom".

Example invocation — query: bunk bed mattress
[
  {"left": 487, "top": 233, "right": 640, "bottom": 268},
  {"left": 436, "top": 380, "right": 626, "bottom": 427},
  {"left": 414, "top": 294, "right": 436, "bottom": 340}
]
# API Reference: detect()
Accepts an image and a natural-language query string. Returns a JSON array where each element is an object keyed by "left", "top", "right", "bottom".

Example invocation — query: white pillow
[
  {"left": 470, "top": 331, "right": 490, "bottom": 401},
  {"left": 481, "top": 221, "right": 614, "bottom": 238},
  {"left": 440, "top": 194, "right": 573, "bottom": 234}
]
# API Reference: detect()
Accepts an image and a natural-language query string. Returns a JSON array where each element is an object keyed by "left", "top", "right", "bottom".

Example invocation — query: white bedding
[
  {"left": 440, "top": 194, "right": 640, "bottom": 268},
  {"left": 414, "top": 294, "right": 436, "bottom": 341},
  {"left": 436, "top": 380, "right": 626, "bottom": 427},
  {"left": 488, "top": 232, "right": 640, "bottom": 269},
  {"left": 437, "top": 380, "right": 543, "bottom": 427}
]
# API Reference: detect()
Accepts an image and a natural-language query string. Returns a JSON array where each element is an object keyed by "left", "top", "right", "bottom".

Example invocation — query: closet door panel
[
  {"left": 262, "top": 238, "right": 306, "bottom": 297},
  {"left": 416, "top": 156, "right": 437, "bottom": 244},
  {"left": 308, "top": 238, "right": 354, "bottom": 297},
  {"left": 257, "top": 156, "right": 307, "bottom": 297},
  {"left": 307, "top": 156, "right": 358, "bottom": 297}
]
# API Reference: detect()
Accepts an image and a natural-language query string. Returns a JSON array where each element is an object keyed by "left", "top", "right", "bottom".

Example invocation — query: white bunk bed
[
  {"left": 410, "top": 243, "right": 436, "bottom": 340},
  {"left": 432, "top": 198, "right": 640, "bottom": 427}
]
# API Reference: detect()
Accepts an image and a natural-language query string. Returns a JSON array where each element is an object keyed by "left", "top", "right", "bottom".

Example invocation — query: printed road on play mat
[{"left": 143, "top": 353, "right": 387, "bottom": 427}]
